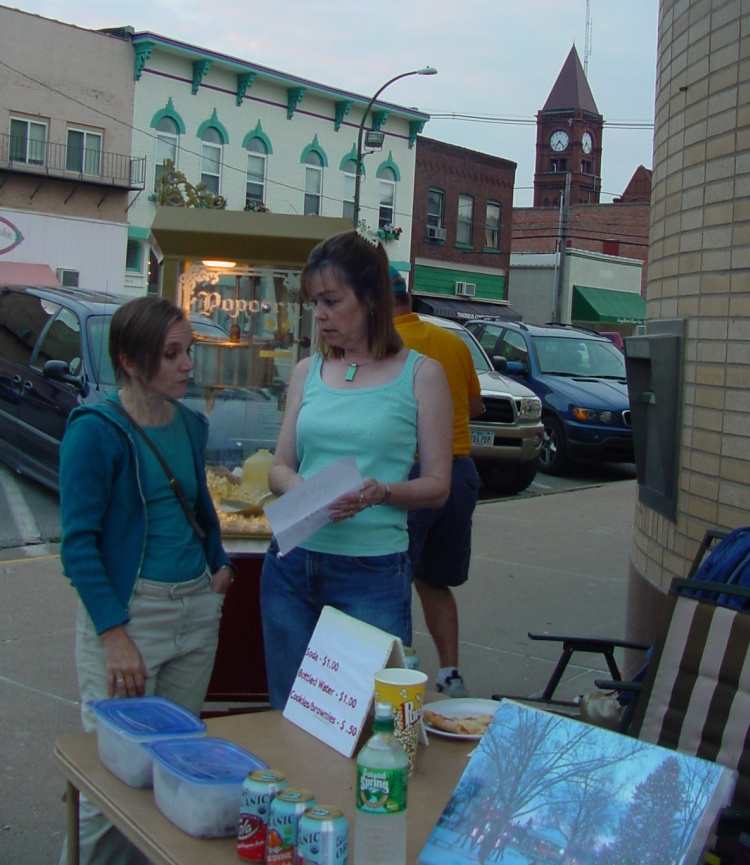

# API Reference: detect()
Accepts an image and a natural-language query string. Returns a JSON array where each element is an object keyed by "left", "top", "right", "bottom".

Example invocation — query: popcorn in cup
[{"left": 373, "top": 668, "right": 428, "bottom": 774}]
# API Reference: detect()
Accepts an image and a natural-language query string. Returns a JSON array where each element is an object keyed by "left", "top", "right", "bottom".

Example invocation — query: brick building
[
  {"left": 511, "top": 46, "right": 652, "bottom": 322},
  {"left": 513, "top": 175, "right": 651, "bottom": 291},
  {"left": 533, "top": 46, "right": 603, "bottom": 208},
  {"left": 627, "top": 0, "right": 750, "bottom": 652},
  {"left": 407, "top": 136, "right": 519, "bottom": 321}
]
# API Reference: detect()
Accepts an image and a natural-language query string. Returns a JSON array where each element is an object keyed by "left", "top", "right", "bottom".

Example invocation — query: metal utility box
[{"left": 624, "top": 319, "right": 685, "bottom": 521}]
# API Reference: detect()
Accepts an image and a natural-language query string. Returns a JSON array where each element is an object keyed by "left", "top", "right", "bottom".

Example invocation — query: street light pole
[{"left": 351, "top": 66, "right": 437, "bottom": 229}]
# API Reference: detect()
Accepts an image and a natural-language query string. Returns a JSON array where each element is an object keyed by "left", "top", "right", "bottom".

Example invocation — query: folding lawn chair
[
  {"left": 624, "top": 576, "right": 750, "bottom": 860},
  {"left": 491, "top": 527, "right": 736, "bottom": 733}
]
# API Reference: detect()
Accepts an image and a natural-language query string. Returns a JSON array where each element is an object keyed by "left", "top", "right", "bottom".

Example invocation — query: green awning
[{"left": 572, "top": 285, "right": 645, "bottom": 324}]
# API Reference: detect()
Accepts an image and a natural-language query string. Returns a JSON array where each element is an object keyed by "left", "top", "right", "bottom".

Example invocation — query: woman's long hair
[{"left": 301, "top": 230, "right": 402, "bottom": 359}]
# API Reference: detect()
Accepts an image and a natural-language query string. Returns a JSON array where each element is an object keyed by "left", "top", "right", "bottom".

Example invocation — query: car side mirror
[
  {"left": 43, "top": 359, "right": 88, "bottom": 394},
  {"left": 492, "top": 355, "right": 508, "bottom": 373},
  {"left": 496, "top": 357, "right": 528, "bottom": 376}
]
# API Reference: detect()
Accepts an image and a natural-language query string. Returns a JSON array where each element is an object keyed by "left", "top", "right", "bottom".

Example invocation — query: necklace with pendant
[{"left": 344, "top": 358, "right": 373, "bottom": 382}]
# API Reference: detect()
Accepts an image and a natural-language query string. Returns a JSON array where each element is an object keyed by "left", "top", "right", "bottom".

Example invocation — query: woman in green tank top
[{"left": 261, "top": 230, "right": 453, "bottom": 708}]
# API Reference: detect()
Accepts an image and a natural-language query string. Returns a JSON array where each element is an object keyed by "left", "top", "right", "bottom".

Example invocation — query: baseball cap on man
[{"left": 389, "top": 264, "right": 408, "bottom": 295}]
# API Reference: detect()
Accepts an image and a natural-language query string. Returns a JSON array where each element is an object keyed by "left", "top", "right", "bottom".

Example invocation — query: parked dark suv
[
  {"left": 0, "top": 284, "right": 282, "bottom": 490},
  {"left": 465, "top": 320, "right": 633, "bottom": 474}
]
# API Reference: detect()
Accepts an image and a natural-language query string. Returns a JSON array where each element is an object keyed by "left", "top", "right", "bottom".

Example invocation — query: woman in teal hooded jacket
[{"left": 59, "top": 296, "right": 232, "bottom": 865}]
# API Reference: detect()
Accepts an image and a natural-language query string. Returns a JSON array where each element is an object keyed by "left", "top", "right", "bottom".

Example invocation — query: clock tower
[{"left": 533, "top": 45, "right": 603, "bottom": 208}]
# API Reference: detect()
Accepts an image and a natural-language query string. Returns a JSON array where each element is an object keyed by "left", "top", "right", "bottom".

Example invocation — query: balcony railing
[{"left": 0, "top": 133, "right": 145, "bottom": 190}]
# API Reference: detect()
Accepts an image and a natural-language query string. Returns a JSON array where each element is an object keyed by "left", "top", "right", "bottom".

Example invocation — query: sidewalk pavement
[
  {"left": 0, "top": 479, "right": 636, "bottom": 865},
  {"left": 413, "top": 479, "right": 635, "bottom": 701}
]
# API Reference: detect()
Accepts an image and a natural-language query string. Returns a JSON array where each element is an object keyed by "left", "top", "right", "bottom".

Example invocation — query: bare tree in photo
[
  {"left": 546, "top": 773, "right": 619, "bottom": 863},
  {"left": 673, "top": 759, "right": 721, "bottom": 864},
  {"left": 472, "top": 709, "right": 646, "bottom": 863}
]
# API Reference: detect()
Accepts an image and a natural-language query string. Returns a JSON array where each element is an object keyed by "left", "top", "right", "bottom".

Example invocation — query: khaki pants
[{"left": 59, "top": 571, "right": 223, "bottom": 865}]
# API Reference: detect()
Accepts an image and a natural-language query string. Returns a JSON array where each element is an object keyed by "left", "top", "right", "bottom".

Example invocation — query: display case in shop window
[{"left": 178, "top": 261, "right": 312, "bottom": 540}]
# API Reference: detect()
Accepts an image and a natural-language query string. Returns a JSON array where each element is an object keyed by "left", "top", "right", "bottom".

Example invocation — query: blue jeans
[{"left": 261, "top": 542, "right": 412, "bottom": 708}]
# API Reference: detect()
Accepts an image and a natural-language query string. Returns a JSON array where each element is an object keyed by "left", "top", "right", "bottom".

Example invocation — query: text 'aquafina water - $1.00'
[{"left": 354, "top": 702, "right": 409, "bottom": 865}]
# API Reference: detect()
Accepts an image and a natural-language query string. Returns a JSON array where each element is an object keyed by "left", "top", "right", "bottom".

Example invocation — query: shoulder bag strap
[{"left": 110, "top": 402, "right": 207, "bottom": 542}]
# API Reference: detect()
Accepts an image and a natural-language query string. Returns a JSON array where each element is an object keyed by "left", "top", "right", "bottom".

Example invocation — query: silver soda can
[
  {"left": 238, "top": 769, "right": 288, "bottom": 862},
  {"left": 297, "top": 806, "right": 348, "bottom": 865},
  {"left": 267, "top": 787, "right": 316, "bottom": 865}
]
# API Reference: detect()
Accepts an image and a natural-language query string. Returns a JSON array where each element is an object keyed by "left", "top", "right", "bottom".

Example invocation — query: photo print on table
[{"left": 419, "top": 700, "right": 735, "bottom": 865}]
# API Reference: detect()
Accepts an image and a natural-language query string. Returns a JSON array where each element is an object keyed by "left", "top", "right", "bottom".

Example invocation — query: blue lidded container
[
  {"left": 149, "top": 737, "right": 268, "bottom": 837},
  {"left": 89, "top": 697, "right": 206, "bottom": 789}
]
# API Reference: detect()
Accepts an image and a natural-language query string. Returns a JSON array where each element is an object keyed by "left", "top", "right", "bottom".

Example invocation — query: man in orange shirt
[{"left": 391, "top": 266, "right": 483, "bottom": 697}]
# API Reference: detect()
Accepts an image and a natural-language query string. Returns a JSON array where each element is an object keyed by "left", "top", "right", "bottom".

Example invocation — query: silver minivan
[{"left": 422, "top": 314, "right": 543, "bottom": 495}]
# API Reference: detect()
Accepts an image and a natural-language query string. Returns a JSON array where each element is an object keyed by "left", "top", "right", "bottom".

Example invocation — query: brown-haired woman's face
[
  {"left": 121, "top": 318, "right": 194, "bottom": 398},
  {"left": 308, "top": 268, "right": 368, "bottom": 352}
]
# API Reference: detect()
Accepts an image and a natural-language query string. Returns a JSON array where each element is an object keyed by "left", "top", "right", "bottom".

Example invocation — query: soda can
[
  {"left": 266, "top": 787, "right": 316, "bottom": 865},
  {"left": 237, "top": 769, "right": 288, "bottom": 862},
  {"left": 297, "top": 806, "right": 349, "bottom": 865}
]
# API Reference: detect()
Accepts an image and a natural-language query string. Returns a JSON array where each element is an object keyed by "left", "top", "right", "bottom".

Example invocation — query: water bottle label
[{"left": 356, "top": 766, "right": 407, "bottom": 814}]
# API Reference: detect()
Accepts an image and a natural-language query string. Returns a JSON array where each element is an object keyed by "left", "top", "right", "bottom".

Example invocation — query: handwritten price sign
[{"left": 283, "top": 606, "right": 405, "bottom": 757}]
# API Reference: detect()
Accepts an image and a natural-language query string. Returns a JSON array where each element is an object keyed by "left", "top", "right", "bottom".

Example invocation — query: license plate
[{"left": 471, "top": 430, "right": 494, "bottom": 447}]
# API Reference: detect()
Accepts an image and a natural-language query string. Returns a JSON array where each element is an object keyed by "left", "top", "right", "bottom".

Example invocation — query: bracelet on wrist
[{"left": 381, "top": 483, "right": 392, "bottom": 505}]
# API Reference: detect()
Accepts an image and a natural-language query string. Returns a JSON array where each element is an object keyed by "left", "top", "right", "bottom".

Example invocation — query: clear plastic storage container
[
  {"left": 149, "top": 737, "right": 268, "bottom": 838},
  {"left": 89, "top": 697, "right": 206, "bottom": 788}
]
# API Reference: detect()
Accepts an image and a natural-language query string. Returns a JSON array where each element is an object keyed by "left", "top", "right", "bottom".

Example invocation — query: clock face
[
  {"left": 549, "top": 130, "right": 569, "bottom": 152},
  {"left": 582, "top": 132, "right": 593, "bottom": 154}
]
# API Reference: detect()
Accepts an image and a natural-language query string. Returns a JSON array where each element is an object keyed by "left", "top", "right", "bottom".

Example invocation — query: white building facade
[
  {"left": 0, "top": 7, "right": 141, "bottom": 293},
  {"left": 510, "top": 248, "right": 644, "bottom": 329},
  {"left": 125, "top": 33, "right": 428, "bottom": 292}
]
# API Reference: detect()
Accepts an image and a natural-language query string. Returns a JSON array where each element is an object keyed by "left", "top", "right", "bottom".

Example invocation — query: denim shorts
[
  {"left": 408, "top": 456, "right": 481, "bottom": 587},
  {"left": 260, "top": 541, "right": 412, "bottom": 708}
]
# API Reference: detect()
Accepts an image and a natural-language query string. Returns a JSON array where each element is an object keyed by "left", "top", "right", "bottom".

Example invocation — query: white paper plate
[{"left": 422, "top": 698, "right": 500, "bottom": 740}]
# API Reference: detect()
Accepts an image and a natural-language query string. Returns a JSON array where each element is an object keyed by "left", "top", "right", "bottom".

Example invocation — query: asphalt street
[
  {"left": 0, "top": 461, "right": 637, "bottom": 551},
  {"left": 0, "top": 463, "right": 636, "bottom": 865}
]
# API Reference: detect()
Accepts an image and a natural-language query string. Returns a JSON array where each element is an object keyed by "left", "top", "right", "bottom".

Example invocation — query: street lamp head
[{"left": 417, "top": 66, "right": 438, "bottom": 75}]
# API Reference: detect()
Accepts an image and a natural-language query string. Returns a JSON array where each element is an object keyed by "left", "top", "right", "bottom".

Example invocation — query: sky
[{"left": 8, "top": 0, "right": 659, "bottom": 207}]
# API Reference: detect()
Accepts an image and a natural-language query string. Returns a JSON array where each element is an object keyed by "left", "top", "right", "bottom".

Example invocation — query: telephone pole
[{"left": 554, "top": 172, "right": 572, "bottom": 324}]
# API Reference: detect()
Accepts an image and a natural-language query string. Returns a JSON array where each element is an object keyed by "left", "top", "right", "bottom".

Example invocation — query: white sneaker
[{"left": 436, "top": 672, "right": 468, "bottom": 698}]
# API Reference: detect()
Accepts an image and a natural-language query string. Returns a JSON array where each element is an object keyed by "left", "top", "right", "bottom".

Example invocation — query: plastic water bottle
[
  {"left": 354, "top": 702, "right": 409, "bottom": 865},
  {"left": 403, "top": 646, "right": 420, "bottom": 671}
]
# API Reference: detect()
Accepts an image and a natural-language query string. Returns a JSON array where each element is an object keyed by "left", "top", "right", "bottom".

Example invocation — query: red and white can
[{"left": 237, "top": 769, "right": 288, "bottom": 862}]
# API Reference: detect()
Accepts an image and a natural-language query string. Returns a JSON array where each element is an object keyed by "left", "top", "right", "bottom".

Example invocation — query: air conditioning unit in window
[
  {"left": 426, "top": 225, "right": 447, "bottom": 241},
  {"left": 56, "top": 268, "right": 80, "bottom": 288},
  {"left": 455, "top": 281, "right": 476, "bottom": 297}
]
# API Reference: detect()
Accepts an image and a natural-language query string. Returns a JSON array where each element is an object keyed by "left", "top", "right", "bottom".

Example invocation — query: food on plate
[{"left": 422, "top": 709, "right": 494, "bottom": 737}]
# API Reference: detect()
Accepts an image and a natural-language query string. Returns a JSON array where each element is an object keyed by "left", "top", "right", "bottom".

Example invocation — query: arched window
[
  {"left": 376, "top": 165, "right": 397, "bottom": 228},
  {"left": 155, "top": 117, "right": 179, "bottom": 191},
  {"left": 341, "top": 158, "right": 357, "bottom": 220},
  {"left": 200, "top": 126, "right": 222, "bottom": 194},
  {"left": 304, "top": 151, "right": 323, "bottom": 215},
  {"left": 245, "top": 138, "right": 268, "bottom": 208}
]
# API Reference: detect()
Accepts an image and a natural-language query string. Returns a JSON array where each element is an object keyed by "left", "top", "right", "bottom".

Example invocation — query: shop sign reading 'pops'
[{"left": 283, "top": 607, "right": 405, "bottom": 757}]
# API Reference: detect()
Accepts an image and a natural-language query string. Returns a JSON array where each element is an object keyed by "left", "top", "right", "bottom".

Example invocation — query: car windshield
[
  {"left": 87, "top": 315, "right": 116, "bottom": 385},
  {"left": 85, "top": 314, "right": 284, "bottom": 465},
  {"left": 450, "top": 328, "right": 492, "bottom": 373},
  {"left": 533, "top": 335, "right": 626, "bottom": 378},
  {"left": 86, "top": 315, "right": 232, "bottom": 386}
]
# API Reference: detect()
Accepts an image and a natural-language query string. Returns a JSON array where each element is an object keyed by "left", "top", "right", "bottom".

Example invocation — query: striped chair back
[{"left": 631, "top": 578, "right": 750, "bottom": 809}]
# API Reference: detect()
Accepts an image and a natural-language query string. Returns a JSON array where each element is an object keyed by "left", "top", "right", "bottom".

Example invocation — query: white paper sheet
[
  {"left": 264, "top": 457, "right": 363, "bottom": 555},
  {"left": 283, "top": 606, "right": 404, "bottom": 757}
]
